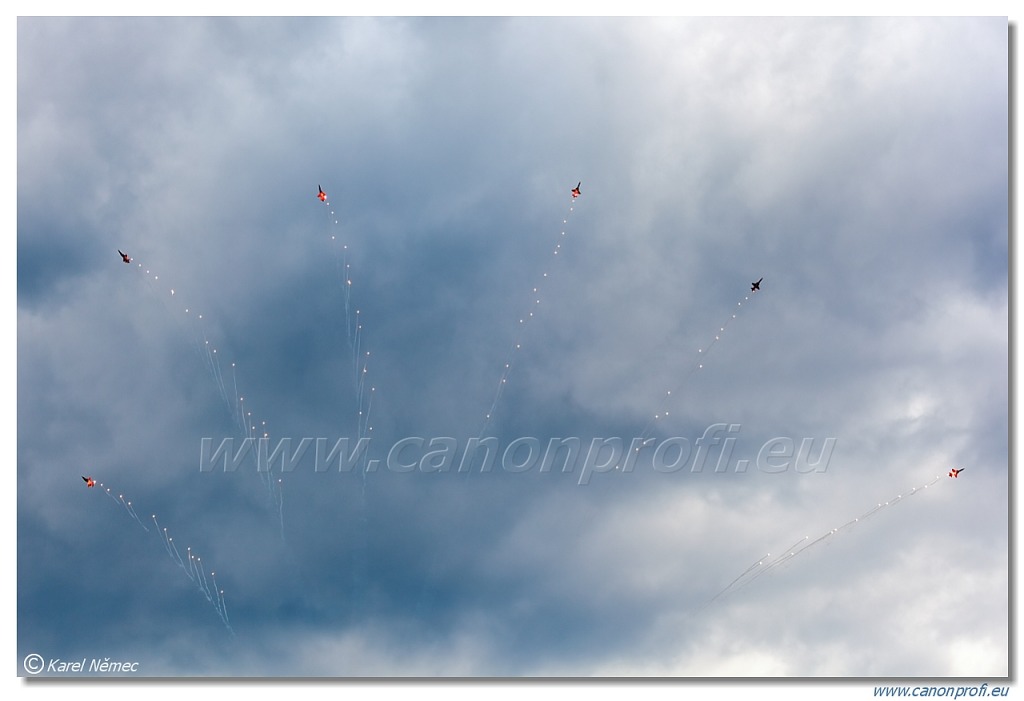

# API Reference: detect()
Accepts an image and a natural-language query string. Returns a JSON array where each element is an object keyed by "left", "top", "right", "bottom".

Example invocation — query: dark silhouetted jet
[
  {"left": 751, "top": 277, "right": 762, "bottom": 292},
  {"left": 118, "top": 250, "right": 131, "bottom": 264}
]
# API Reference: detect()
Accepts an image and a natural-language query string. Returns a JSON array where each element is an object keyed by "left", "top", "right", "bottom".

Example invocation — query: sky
[{"left": 13, "top": 12, "right": 1012, "bottom": 687}]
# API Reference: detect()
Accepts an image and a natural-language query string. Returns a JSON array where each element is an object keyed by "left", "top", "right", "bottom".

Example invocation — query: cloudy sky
[{"left": 15, "top": 15, "right": 1010, "bottom": 683}]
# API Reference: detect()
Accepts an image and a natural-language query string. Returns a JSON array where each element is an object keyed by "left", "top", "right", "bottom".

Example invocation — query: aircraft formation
[{"left": 89, "top": 178, "right": 967, "bottom": 632}]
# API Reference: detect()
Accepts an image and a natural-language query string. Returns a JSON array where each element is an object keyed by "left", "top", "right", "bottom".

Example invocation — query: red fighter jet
[
  {"left": 118, "top": 250, "right": 131, "bottom": 264},
  {"left": 317, "top": 185, "right": 327, "bottom": 203},
  {"left": 571, "top": 182, "right": 581, "bottom": 198},
  {"left": 948, "top": 468, "right": 965, "bottom": 478},
  {"left": 82, "top": 476, "right": 96, "bottom": 488}
]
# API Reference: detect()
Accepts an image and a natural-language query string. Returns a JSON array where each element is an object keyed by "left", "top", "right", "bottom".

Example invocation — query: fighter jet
[
  {"left": 948, "top": 468, "right": 965, "bottom": 478},
  {"left": 118, "top": 250, "right": 131, "bottom": 264},
  {"left": 571, "top": 182, "right": 581, "bottom": 198},
  {"left": 751, "top": 277, "right": 762, "bottom": 292},
  {"left": 82, "top": 476, "right": 96, "bottom": 488}
]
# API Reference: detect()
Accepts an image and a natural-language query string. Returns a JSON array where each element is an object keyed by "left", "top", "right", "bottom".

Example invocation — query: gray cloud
[{"left": 17, "top": 16, "right": 1008, "bottom": 679}]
